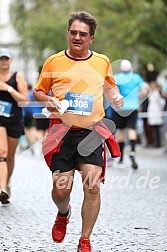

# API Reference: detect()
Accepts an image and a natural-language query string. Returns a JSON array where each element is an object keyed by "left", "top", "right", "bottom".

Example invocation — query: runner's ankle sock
[
  {"left": 119, "top": 142, "right": 125, "bottom": 162},
  {"left": 1, "top": 188, "right": 8, "bottom": 194},
  {"left": 58, "top": 209, "right": 69, "bottom": 217},
  {"left": 130, "top": 140, "right": 136, "bottom": 152}
]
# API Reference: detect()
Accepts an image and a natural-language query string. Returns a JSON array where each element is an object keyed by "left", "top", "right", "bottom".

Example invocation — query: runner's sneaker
[
  {"left": 129, "top": 152, "right": 138, "bottom": 169},
  {"left": 112, "top": 160, "right": 126, "bottom": 169},
  {"left": 77, "top": 237, "right": 92, "bottom": 252},
  {"left": 52, "top": 205, "right": 71, "bottom": 243},
  {"left": 0, "top": 191, "right": 10, "bottom": 204},
  {"left": 6, "top": 185, "right": 11, "bottom": 199}
]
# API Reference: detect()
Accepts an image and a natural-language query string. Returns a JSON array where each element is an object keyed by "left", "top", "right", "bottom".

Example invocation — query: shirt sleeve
[
  {"left": 104, "top": 63, "right": 116, "bottom": 92},
  {"left": 35, "top": 58, "right": 53, "bottom": 94}
]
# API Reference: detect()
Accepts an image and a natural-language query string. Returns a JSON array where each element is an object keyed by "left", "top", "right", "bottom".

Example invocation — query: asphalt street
[{"left": 0, "top": 141, "right": 167, "bottom": 252}]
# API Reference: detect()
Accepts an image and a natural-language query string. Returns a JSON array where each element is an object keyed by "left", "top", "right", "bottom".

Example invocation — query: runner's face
[
  {"left": 67, "top": 20, "right": 94, "bottom": 56},
  {"left": 0, "top": 56, "right": 11, "bottom": 70}
]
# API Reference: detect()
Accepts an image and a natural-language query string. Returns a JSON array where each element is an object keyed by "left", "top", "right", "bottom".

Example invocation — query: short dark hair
[{"left": 68, "top": 11, "right": 97, "bottom": 35}]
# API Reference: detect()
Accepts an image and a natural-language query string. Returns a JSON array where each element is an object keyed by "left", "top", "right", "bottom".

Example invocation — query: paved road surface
[{"left": 0, "top": 142, "right": 167, "bottom": 252}]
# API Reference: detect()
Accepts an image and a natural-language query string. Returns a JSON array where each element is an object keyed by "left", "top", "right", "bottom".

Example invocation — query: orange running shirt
[{"left": 35, "top": 50, "right": 116, "bottom": 128}]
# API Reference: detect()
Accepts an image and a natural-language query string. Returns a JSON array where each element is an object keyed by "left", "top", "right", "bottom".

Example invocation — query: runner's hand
[
  {"left": 0, "top": 82, "right": 9, "bottom": 91},
  {"left": 46, "top": 97, "right": 61, "bottom": 112},
  {"left": 112, "top": 94, "right": 124, "bottom": 110}
]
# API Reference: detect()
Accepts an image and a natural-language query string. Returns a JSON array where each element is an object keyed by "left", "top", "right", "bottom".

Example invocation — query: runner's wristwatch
[{"left": 8, "top": 86, "right": 13, "bottom": 93}]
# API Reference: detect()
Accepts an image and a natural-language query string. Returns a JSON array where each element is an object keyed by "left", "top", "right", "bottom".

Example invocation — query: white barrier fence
[{"left": 138, "top": 111, "right": 167, "bottom": 118}]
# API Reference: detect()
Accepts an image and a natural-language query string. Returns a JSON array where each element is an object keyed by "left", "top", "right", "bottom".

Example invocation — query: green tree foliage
[{"left": 10, "top": 0, "right": 166, "bottom": 73}]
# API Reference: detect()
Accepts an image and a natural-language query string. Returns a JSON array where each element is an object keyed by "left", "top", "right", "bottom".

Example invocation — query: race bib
[
  {"left": 65, "top": 92, "right": 94, "bottom": 116},
  {"left": 0, "top": 100, "right": 12, "bottom": 117}
]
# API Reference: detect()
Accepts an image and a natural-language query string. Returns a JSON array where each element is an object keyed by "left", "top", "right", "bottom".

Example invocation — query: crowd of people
[
  {"left": 0, "top": 10, "right": 167, "bottom": 252},
  {"left": 105, "top": 61, "right": 167, "bottom": 169}
]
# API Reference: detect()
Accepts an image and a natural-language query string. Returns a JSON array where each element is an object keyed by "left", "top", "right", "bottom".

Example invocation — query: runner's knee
[
  {"left": 52, "top": 184, "right": 71, "bottom": 201},
  {"left": 0, "top": 157, "right": 7, "bottom": 162},
  {"left": 83, "top": 182, "right": 100, "bottom": 196},
  {"left": 0, "top": 147, "right": 7, "bottom": 157}
]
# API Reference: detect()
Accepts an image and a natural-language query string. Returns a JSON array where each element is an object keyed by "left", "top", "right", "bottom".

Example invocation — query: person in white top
[{"left": 147, "top": 81, "right": 165, "bottom": 147}]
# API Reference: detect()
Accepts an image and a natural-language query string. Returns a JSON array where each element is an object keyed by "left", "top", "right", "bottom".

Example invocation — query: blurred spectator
[
  {"left": 112, "top": 59, "right": 148, "bottom": 169},
  {"left": 162, "top": 75, "right": 167, "bottom": 110},
  {"left": 34, "top": 65, "right": 50, "bottom": 140},
  {"left": 145, "top": 63, "right": 158, "bottom": 82},
  {"left": 140, "top": 90, "right": 154, "bottom": 147},
  {"left": 0, "top": 48, "right": 28, "bottom": 204},
  {"left": 147, "top": 81, "right": 165, "bottom": 147},
  {"left": 22, "top": 84, "right": 39, "bottom": 151},
  {"left": 162, "top": 75, "right": 167, "bottom": 152},
  {"left": 22, "top": 84, "right": 50, "bottom": 155}
]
